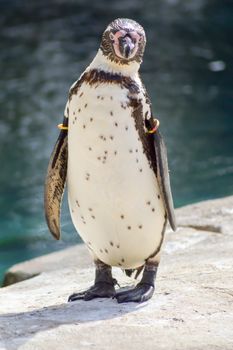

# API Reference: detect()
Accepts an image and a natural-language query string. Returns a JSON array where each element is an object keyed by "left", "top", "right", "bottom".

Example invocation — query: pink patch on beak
[
  {"left": 114, "top": 30, "right": 127, "bottom": 41},
  {"left": 130, "top": 32, "right": 141, "bottom": 41},
  {"left": 112, "top": 30, "right": 140, "bottom": 60}
]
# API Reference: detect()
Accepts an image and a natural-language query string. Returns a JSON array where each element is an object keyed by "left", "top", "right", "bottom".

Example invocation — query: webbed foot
[
  {"left": 115, "top": 264, "right": 158, "bottom": 303},
  {"left": 68, "top": 281, "right": 116, "bottom": 302},
  {"left": 115, "top": 284, "right": 154, "bottom": 303},
  {"left": 68, "top": 260, "right": 117, "bottom": 302}
]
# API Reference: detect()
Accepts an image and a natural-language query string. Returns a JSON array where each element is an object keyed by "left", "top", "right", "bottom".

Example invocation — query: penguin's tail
[{"left": 124, "top": 265, "right": 144, "bottom": 279}]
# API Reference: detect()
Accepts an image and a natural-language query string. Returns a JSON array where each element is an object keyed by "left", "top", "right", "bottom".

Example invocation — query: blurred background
[{"left": 0, "top": 0, "right": 232, "bottom": 284}]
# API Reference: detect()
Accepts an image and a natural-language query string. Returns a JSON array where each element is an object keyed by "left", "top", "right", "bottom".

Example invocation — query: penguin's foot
[
  {"left": 68, "top": 281, "right": 116, "bottom": 302},
  {"left": 68, "top": 260, "right": 117, "bottom": 302},
  {"left": 115, "top": 283, "right": 154, "bottom": 303},
  {"left": 115, "top": 264, "right": 158, "bottom": 303}
]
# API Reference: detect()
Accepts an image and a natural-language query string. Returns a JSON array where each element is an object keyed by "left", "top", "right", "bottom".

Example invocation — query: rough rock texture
[
  {"left": 2, "top": 245, "right": 92, "bottom": 287},
  {"left": 176, "top": 195, "right": 233, "bottom": 234},
  {"left": 0, "top": 196, "right": 233, "bottom": 350}
]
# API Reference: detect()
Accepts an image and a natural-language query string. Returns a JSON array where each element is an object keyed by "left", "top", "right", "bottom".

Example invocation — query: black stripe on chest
[{"left": 69, "top": 69, "right": 139, "bottom": 100}]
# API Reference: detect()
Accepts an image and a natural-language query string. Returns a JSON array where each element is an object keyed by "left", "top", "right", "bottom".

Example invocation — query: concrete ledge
[{"left": 2, "top": 245, "right": 92, "bottom": 287}]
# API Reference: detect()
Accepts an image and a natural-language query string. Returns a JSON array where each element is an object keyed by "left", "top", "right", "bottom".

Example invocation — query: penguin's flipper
[
  {"left": 153, "top": 130, "right": 177, "bottom": 231},
  {"left": 44, "top": 118, "right": 68, "bottom": 240}
]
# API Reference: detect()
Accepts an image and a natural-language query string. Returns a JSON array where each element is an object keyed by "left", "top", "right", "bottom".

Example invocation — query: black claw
[
  {"left": 115, "top": 284, "right": 154, "bottom": 303},
  {"left": 68, "top": 282, "right": 116, "bottom": 302},
  {"left": 68, "top": 292, "right": 86, "bottom": 302}
]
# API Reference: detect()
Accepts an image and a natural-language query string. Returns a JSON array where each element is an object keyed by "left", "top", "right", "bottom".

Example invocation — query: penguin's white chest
[{"left": 67, "top": 82, "right": 166, "bottom": 269}]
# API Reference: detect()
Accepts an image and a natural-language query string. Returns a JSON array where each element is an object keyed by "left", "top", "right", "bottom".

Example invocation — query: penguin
[{"left": 44, "top": 18, "right": 176, "bottom": 303}]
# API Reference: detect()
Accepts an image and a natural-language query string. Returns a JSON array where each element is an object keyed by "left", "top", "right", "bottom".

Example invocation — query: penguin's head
[{"left": 100, "top": 18, "right": 146, "bottom": 66}]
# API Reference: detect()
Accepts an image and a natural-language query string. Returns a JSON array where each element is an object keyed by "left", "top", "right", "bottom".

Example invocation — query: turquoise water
[{"left": 0, "top": 0, "right": 233, "bottom": 283}]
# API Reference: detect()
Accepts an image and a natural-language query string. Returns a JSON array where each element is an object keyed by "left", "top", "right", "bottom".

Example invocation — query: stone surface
[
  {"left": 176, "top": 195, "right": 233, "bottom": 234},
  {"left": 2, "top": 245, "right": 92, "bottom": 287},
  {"left": 0, "top": 196, "right": 233, "bottom": 350}
]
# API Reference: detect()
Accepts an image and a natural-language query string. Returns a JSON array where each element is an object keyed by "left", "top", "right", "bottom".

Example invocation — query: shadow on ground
[{"left": 0, "top": 294, "right": 147, "bottom": 350}]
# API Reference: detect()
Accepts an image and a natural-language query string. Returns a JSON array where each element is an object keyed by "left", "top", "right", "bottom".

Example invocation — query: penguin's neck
[{"left": 88, "top": 49, "right": 140, "bottom": 78}]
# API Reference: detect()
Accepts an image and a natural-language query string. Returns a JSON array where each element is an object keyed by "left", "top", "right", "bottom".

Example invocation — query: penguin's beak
[{"left": 119, "top": 34, "right": 135, "bottom": 59}]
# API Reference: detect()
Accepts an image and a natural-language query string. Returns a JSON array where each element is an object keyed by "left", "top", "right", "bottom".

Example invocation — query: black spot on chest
[{"left": 69, "top": 69, "right": 157, "bottom": 176}]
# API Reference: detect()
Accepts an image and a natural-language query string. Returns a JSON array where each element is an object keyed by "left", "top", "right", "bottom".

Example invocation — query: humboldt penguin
[{"left": 44, "top": 18, "right": 176, "bottom": 303}]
